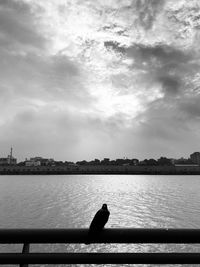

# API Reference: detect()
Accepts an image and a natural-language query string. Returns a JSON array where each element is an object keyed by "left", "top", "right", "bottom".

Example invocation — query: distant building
[
  {"left": 25, "top": 157, "right": 54, "bottom": 167},
  {"left": 190, "top": 152, "right": 200, "bottom": 165},
  {"left": 25, "top": 160, "right": 41, "bottom": 167},
  {"left": 0, "top": 147, "right": 17, "bottom": 165},
  {"left": 0, "top": 157, "right": 16, "bottom": 165},
  {"left": 174, "top": 157, "right": 192, "bottom": 165}
]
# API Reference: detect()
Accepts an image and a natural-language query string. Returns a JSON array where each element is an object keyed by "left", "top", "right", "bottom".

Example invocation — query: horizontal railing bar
[
  {"left": 0, "top": 228, "right": 200, "bottom": 244},
  {"left": 1, "top": 253, "right": 200, "bottom": 264}
]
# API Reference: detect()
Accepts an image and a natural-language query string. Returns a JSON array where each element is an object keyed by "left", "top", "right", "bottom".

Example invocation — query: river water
[{"left": 0, "top": 174, "right": 200, "bottom": 266}]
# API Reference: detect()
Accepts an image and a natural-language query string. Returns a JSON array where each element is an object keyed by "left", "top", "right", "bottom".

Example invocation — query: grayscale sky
[{"left": 0, "top": 0, "right": 200, "bottom": 161}]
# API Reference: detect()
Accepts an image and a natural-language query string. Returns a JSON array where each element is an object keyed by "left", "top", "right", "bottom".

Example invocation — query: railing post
[{"left": 20, "top": 243, "right": 30, "bottom": 267}]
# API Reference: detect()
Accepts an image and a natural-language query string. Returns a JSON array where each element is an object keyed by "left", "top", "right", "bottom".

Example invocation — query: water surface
[{"left": 0, "top": 174, "right": 200, "bottom": 266}]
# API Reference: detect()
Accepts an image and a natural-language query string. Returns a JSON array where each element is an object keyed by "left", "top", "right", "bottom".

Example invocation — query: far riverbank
[{"left": 0, "top": 164, "right": 200, "bottom": 175}]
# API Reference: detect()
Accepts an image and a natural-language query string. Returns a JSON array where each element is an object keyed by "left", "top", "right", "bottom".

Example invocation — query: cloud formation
[
  {"left": 0, "top": 0, "right": 45, "bottom": 52},
  {"left": 0, "top": 0, "right": 200, "bottom": 161}
]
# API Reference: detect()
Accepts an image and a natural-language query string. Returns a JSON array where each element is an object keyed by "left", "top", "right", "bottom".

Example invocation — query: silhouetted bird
[
  {"left": 89, "top": 203, "right": 110, "bottom": 231},
  {"left": 85, "top": 204, "right": 110, "bottom": 244}
]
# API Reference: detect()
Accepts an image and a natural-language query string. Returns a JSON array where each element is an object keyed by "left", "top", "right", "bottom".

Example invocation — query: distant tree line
[
  {"left": 76, "top": 157, "right": 175, "bottom": 166},
  {"left": 16, "top": 156, "right": 194, "bottom": 167},
  {"left": 76, "top": 158, "right": 139, "bottom": 166}
]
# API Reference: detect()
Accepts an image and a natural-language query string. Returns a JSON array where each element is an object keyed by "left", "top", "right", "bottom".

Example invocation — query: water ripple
[{"left": 0, "top": 175, "right": 200, "bottom": 266}]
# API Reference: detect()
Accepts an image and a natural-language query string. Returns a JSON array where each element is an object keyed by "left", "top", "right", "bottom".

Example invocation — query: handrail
[
  {"left": 0, "top": 228, "right": 200, "bottom": 243},
  {"left": 2, "top": 253, "right": 200, "bottom": 265},
  {"left": 0, "top": 228, "right": 200, "bottom": 265}
]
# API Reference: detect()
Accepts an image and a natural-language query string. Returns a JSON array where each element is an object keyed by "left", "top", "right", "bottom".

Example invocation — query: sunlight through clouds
[{"left": 0, "top": 0, "right": 200, "bottom": 160}]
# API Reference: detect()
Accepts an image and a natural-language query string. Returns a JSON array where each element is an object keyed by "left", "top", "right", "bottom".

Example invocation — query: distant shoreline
[{"left": 0, "top": 165, "right": 200, "bottom": 175}]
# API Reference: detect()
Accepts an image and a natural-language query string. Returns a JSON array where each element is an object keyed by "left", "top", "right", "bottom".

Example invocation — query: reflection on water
[{"left": 0, "top": 174, "right": 200, "bottom": 266}]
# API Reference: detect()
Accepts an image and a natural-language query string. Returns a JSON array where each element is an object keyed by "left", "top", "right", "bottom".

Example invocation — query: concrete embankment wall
[{"left": 0, "top": 165, "right": 200, "bottom": 174}]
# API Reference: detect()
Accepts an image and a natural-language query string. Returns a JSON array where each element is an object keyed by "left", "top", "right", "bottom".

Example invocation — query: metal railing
[{"left": 1, "top": 228, "right": 200, "bottom": 265}]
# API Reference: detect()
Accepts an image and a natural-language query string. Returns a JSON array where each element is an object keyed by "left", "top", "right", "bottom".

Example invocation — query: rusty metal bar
[
  {"left": 1, "top": 253, "right": 200, "bottom": 264},
  {"left": 0, "top": 228, "right": 200, "bottom": 244}
]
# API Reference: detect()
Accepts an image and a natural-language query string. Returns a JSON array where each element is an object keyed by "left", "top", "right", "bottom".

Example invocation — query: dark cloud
[
  {"left": 133, "top": 0, "right": 166, "bottom": 30},
  {"left": 157, "top": 75, "right": 181, "bottom": 96},
  {"left": 104, "top": 42, "right": 195, "bottom": 97},
  {"left": 102, "top": 24, "right": 128, "bottom": 36},
  {"left": 126, "top": 43, "right": 197, "bottom": 96},
  {"left": 104, "top": 41, "right": 126, "bottom": 54},
  {"left": 127, "top": 44, "right": 191, "bottom": 65},
  {"left": 0, "top": 0, "right": 45, "bottom": 51}
]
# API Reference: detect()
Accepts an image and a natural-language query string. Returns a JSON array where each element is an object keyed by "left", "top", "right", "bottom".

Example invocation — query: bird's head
[{"left": 102, "top": 204, "right": 108, "bottom": 210}]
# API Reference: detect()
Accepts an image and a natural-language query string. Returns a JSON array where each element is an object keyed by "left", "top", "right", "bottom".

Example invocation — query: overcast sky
[{"left": 0, "top": 0, "right": 200, "bottom": 162}]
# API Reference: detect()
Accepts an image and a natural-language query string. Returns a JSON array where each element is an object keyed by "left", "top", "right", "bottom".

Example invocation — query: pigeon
[
  {"left": 85, "top": 204, "right": 110, "bottom": 244},
  {"left": 89, "top": 203, "right": 110, "bottom": 231}
]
